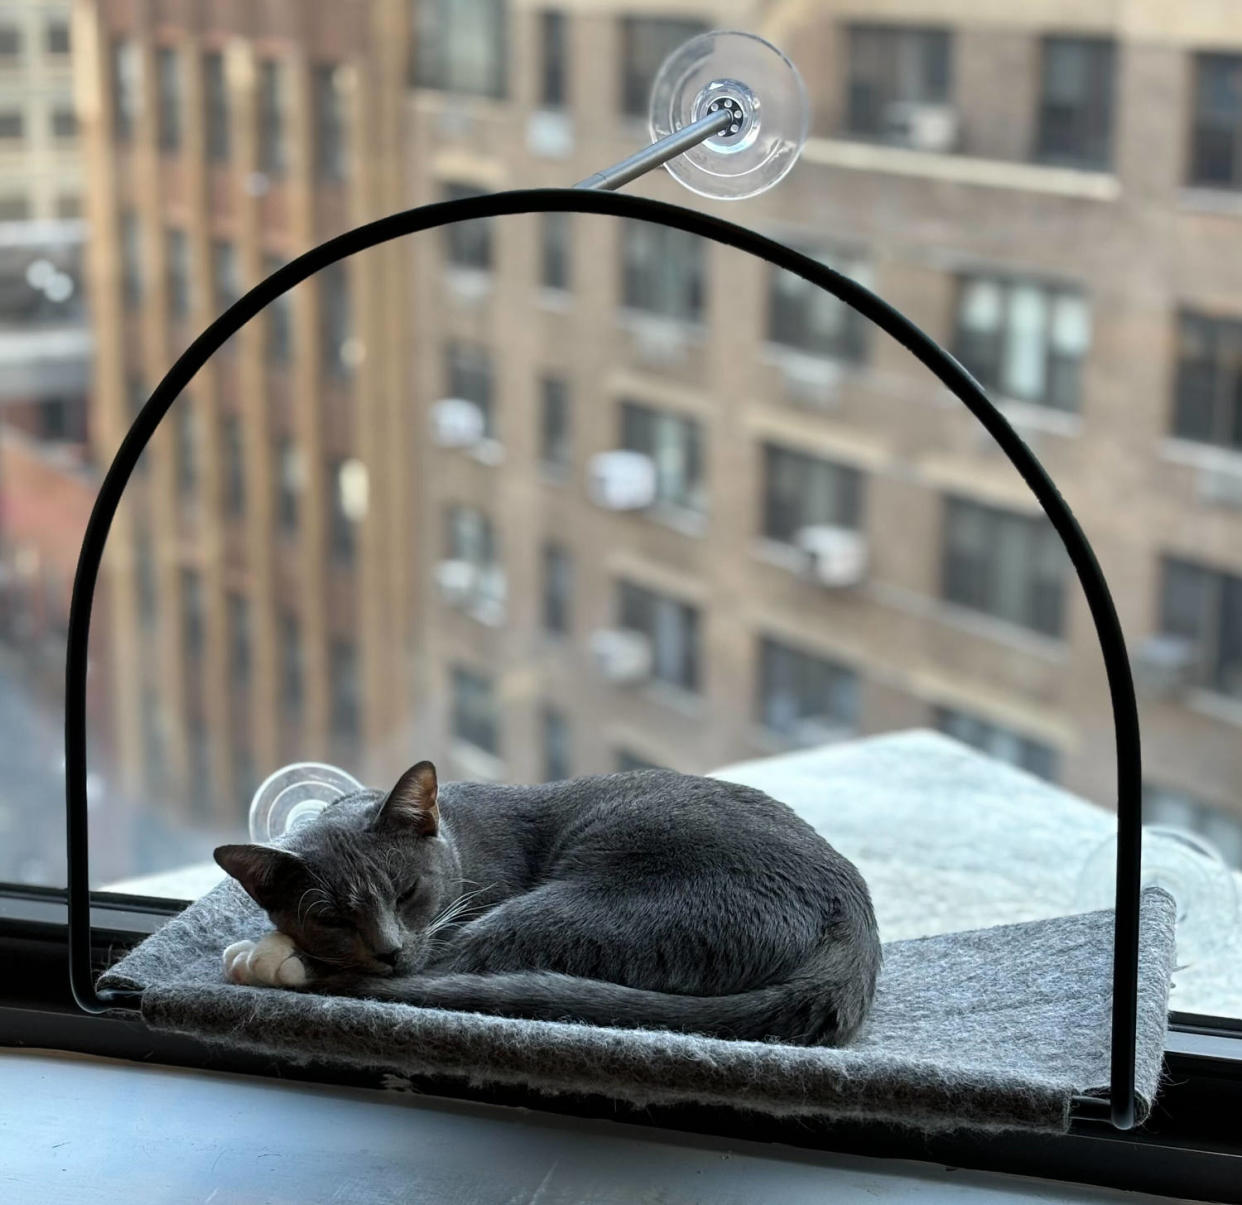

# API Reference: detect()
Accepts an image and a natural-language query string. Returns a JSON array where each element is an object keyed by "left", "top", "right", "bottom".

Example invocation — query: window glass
[{"left": 6, "top": 0, "right": 1237, "bottom": 1029}]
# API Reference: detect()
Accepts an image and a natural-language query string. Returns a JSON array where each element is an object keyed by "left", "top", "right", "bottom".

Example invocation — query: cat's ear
[
  {"left": 376, "top": 760, "right": 439, "bottom": 837},
  {"left": 214, "top": 844, "right": 310, "bottom": 912}
]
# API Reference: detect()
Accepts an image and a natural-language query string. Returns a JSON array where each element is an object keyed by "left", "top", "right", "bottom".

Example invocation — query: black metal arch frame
[{"left": 63, "top": 188, "right": 1144, "bottom": 1131}]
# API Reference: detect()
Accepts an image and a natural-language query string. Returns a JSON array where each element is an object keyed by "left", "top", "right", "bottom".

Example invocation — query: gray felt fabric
[{"left": 100, "top": 881, "right": 1175, "bottom": 1134}]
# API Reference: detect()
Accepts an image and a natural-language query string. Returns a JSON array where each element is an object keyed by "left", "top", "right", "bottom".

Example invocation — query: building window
[
  {"left": 0, "top": 24, "right": 21, "bottom": 60},
  {"left": 203, "top": 50, "right": 230, "bottom": 162},
  {"left": 180, "top": 568, "right": 204, "bottom": 661},
  {"left": 46, "top": 20, "right": 69, "bottom": 56},
  {"left": 134, "top": 522, "right": 158, "bottom": 625},
  {"left": 1145, "top": 784, "right": 1242, "bottom": 869},
  {"left": 621, "top": 220, "right": 703, "bottom": 323},
  {"left": 280, "top": 611, "right": 303, "bottom": 720},
  {"left": 539, "top": 375, "right": 570, "bottom": 469},
  {"left": 257, "top": 59, "right": 288, "bottom": 177},
  {"left": 621, "top": 17, "right": 706, "bottom": 117},
  {"left": 156, "top": 46, "right": 183, "bottom": 152},
  {"left": 1190, "top": 53, "right": 1242, "bottom": 189},
  {"left": 768, "top": 247, "right": 868, "bottom": 362},
  {"left": 275, "top": 438, "right": 302, "bottom": 536},
  {"left": 445, "top": 504, "right": 496, "bottom": 569},
  {"left": 51, "top": 107, "right": 77, "bottom": 139},
  {"left": 188, "top": 719, "right": 213, "bottom": 819},
  {"left": 451, "top": 664, "right": 499, "bottom": 754},
  {"left": 174, "top": 404, "right": 199, "bottom": 500},
  {"left": 446, "top": 341, "right": 495, "bottom": 438},
  {"left": 0, "top": 109, "right": 24, "bottom": 141},
  {"left": 542, "top": 542, "right": 572, "bottom": 635},
  {"left": 320, "top": 262, "right": 354, "bottom": 378},
  {"left": 616, "top": 748, "right": 662, "bottom": 771},
  {"left": 264, "top": 254, "right": 292, "bottom": 364},
  {"left": 941, "top": 496, "right": 1067, "bottom": 637},
  {"left": 328, "top": 458, "right": 360, "bottom": 566},
  {"left": 620, "top": 400, "right": 704, "bottom": 513},
  {"left": 121, "top": 211, "right": 143, "bottom": 307},
  {"left": 845, "top": 24, "right": 952, "bottom": 139},
  {"left": 540, "top": 211, "right": 570, "bottom": 291},
  {"left": 313, "top": 63, "right": 347, "bottom": 181},
  {"left": 55, "top": 194, "right": 80, "bottom": 219},
  {"left": 0, "top": 195, "right": 28, "bottom": 220},
  {"left": 1172, "top": 310, "right": 1242, "bottom": 451},
  {"left": 329, "top": 639, "right": 361, "bottom": 750},
  {"left": 758, "top": 638, "right": 860, "bottom": 742},
  {"left": 541, "top": 705, "right": 570, "bottom": 781},
  {"left": 617, "top": 579, "right": 700, "bottom": 692},
  {"left": 935, "top": 706, "right": 1059, "bottom": 782},
  {"left": 165, "top": 228, "right": 190, "bottom": 321},
  {"left": 539, "top": 11, "right": 568, "bottom": 108},
  {"left": 442, "top": 182, "right": 493, "bottom": 271},
  {"left": 221, "top": 413, "right": 245, "bottom": 518},
  {"left": 211, "top": 241, "right": 240, "bottom": 312},
  {"left": 227, "top": 592, "right": 252, "bottom": 692},
  {"left": 415, "top": 0, "right": 507, "bottom": 98},
  {"left": 954, "top": 276, "right": 1090, "bottom": 412},
  {"left": 762, "top": 444, "right": 863, "bottom": 544},
  {"left": 111, "top": 39, "right": 140, "bottom": 143},
  {"left": 1160, "top": 557, "right": 1242, "bottom": 700},
  {"left": 1035, "top": 37, "right": 1115, "bottom": 169},
  {"left": 127, "top": 374, "right": 148, "bottom": 423}
]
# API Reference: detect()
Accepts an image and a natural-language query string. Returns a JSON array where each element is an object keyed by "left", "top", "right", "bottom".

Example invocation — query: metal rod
[{"left": 575, "top": 108, "right": 734, "bottom": 191}]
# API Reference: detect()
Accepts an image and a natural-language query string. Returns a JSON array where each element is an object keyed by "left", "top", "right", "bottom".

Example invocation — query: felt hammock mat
[{"left": 99, "top": 881, "right": 1175, "bottom": 1135}]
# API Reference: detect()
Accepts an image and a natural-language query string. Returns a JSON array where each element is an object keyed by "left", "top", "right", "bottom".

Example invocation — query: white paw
[{"left": 222, "top": 932, "right": 309, "bottom": 988}]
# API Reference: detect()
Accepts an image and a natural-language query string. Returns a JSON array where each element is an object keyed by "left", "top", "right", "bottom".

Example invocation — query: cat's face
[{"left": 214, "top": 761, "right": 457, "bottom": 975}]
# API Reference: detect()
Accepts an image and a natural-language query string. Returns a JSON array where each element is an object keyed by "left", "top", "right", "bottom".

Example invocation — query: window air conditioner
[
  {"left": 589, "top": 628, "right": 654, "bottom": 684},
  {"left": 587, "top": 450, "right": 657, "bottom": 511},
  {"left": 434, "top": 559, "right": 481, "bottom": 606},
  {"left": 882, "top": 102, "right": 958, "bottom": 153},
  {"left": 1132, "top": 635, "right": 1200, "bottom": 697},
  {"left": 430, "top": 398, "right": 486, "bottom": 449},
  {"left": 795, "top": 525, "right": 868, "bottom": 588}
]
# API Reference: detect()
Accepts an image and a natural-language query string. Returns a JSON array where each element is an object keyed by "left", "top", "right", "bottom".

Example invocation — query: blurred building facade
[
  {"left": 77, "top": 0, "right": 412, "bottom": 831},
  {"left": 76, "top": 0, "right": 1242, "bottom": 871}
]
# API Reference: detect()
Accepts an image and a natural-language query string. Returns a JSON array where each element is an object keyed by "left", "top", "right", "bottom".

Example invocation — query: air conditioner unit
[
  {"left": 587, "top": 450, "right": 657, "bottom": 511},
  {"left": 590, "top": 628, "right": 653, "bottom": 684},
  {"left": 430, "top": 398, "right": 486, "bottom": 449},
  {"left": 882, "top": 102, "right": 958, "bottom": 153},
  {"left": 795, "top": 525, "right": 868, "bottom": 588},
  {"left": 526, "top": 110, "right": 574, "bottom": 158},
  {"left": 434, "top": 559, "right": 480, "bottom": 606},
  {"left": 1132, "top": 635, "right": 1200, "bottom": 697}
]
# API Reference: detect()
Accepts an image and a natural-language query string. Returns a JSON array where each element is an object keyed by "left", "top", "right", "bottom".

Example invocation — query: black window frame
[
  {"left": 540, "top": 210, "right": 570, "bottom": 292},
  {"left": 1172, "top": 309, "right": 1242, "bottom": 451},
  {"left": 767, "top": 246, "right": 868, "bottom": 362},
  {"left": 619, "top": 400, "right": 704, "bottom": 514},
  {"left": 540, "top": 704, "right": 571, "bottom": 781},
  {"left": 203, "top": 49, "right": 230, "bottom": 163},
  {"left": 0, "top": 23, "right": 21, "bottom": 59},
  {"left": 50, "top": 106, "right": 77, "bottom": 140},
  {"left": 539, "top": 10, "right": 568, "bottom": 109},
  {"left": 256, "top": 58, "right": 288, "bottom": 178},
  {"left": 541, "top": 541, "right": 572, "bottom": 636},
  {"left": 1189, "top": 52, "right": 1242, "bottom": 190},
  {"left": 442, "top": 182, "right": 494, "bottom": 272},
  {"left": 156, "top": 45, "right": 182, "bottom": 153},
  {"left": 110, "top": 37, "right": 139, "bottom": 143},
  {"left": 620, "top": 16, "right": 706, "bottom": 118},
  {"left": 414, "top": 0, "right": 508, "bottom": 99},
  {"left": 319, "top": 261, "right": 354, "bottom": 380},
  {"left": 329, "top": 638, "right": 362, "bottom": 754},
  {"left": 450, "top": 663, "right": 500, "bottom": 755},
  {"left": 844, "top": 23, "right": 953, "bottom": 140},
  {"left": 538, "top": 374, "right": 571, "bottom": 470},
  {"left": 1034, "top": 36, "right": 1116, "bottom": 170},
  {"left": 327, "top": 457, "right": 359, "bottom": 567},
  {"left": 220, "top": 411, "right": 245, "bottom": 519},
  {"left": 45, "top": 19, "right": 70, "bottom": 56},
  {"left": 165, "top": 227, "right": 191, "bottom": 322},
  {"left": 616, "top": 579, "right": 700, "bottom": 693},
  {"left": 446, "top": 340, "right": 495, "bottom": 439},
  {"left": 620, "top": 219, "right": 704, "bottom": 323},
  {"left": 953, "top": 274, "right": 1090, "bottom": 413},
  {"left": 1159, "top": 555, "right": 1242, "bottom": 700},
  {"left": 757, "top": 637, "right": 860, "bottom": 741},
  {"left": 934, "top": 704, "right": 1060, "bottom": 782},
  {"left": 762, "top": 443, "right": 863, "bottom": 544},
  {"left": 941, "top": 495, "right": 1068, "bottom": 638},
  {"left": 313, "top": 62, "right": 348, "bottom": 182}
]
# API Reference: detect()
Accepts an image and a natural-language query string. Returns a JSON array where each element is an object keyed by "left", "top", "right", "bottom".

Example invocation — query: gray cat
[{"left": 215, "top": 761, "right": 881, "bottom": 1045}]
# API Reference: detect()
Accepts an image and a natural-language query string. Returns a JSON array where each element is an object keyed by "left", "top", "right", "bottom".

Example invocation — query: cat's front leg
[{"left": 222, "top": 931, "right": 310, "bottom": 988}]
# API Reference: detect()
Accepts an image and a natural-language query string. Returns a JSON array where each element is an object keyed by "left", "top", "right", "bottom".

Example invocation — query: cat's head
[{"left": 213, "top": 760, "right": 457, "bottom": 975}]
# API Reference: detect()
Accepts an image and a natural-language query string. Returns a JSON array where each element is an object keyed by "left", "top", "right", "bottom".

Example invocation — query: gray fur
[{"left": 214, "top": 766, "right": 882, "bottom": 1045}]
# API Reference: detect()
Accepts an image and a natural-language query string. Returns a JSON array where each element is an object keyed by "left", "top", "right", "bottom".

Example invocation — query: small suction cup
[
  {"left": 649, "top": 30, "right": 808, "bottom": 200},
  {"left": 1074, "top": 825, "right": 1239, "bottom": 969},
  {"left": 248, "top": 761, "right": 365, "bottom": 843}
]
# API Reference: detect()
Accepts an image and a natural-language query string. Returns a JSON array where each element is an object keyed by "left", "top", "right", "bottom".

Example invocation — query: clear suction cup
[
  {"left": 1074, "top": 825, "right": 1239, "bottom": 969},
  {"left": 649, "top": 30, "right": 808, "bottom": 200},
  {"left": 248, "top": 761, "right": 365, "bottom": 843}
]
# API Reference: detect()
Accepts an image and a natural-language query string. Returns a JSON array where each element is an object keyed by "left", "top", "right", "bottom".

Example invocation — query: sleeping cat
[{"left": 215, "top": 761, "right": 881, "bottom": 1045}]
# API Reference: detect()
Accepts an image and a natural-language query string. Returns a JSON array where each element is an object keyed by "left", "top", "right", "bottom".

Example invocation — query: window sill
[
  {"left": 640, "top": 503, "right": 707, "bottom": 539},
  {"left": 638, "top": 680, "right": 703, "bottom": 718},
  {"left": 761, "top": 342, "right": 859, "bottom": 407},
  {"left": 536, "top": 287, "right": 572, "bottom": 312},
  {"left": 1178, "top": 186, "right": 1242, "bottom": 218},
  {"left": 802, "top": 137, "right": 1121, "bottom": 200},
  {"left": 444, "top": 266, "right": 493, "bottom": 304},
  {"left": 466, "top": 438, "right": 505, "bottom": 467},
  {"left": 1185, "top": 688, "right": 1242, "bottom": 729},
  {"left": 537, "top": 461, "right": 571, "bottom": 486},
  {"left": 616, "top": 309, "right": 706, "bottom": 366}
]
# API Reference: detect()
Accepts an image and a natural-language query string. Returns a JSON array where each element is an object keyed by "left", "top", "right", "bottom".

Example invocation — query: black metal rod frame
[{"left": 64, "top": 188, "right": 1144, "bottom": 1131}]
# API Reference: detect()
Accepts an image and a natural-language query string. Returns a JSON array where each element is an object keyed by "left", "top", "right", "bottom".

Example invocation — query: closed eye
[
  {"left": 396, "top": 882, "right": 420, "bottom": 907},
  {"left": 317, "top": 914, "right": 354, "bottom": 930}
]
